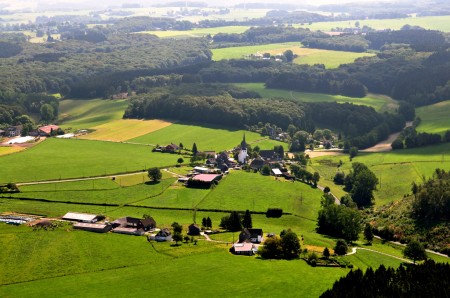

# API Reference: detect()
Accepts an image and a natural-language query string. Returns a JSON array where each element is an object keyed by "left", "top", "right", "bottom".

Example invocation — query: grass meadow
[
  {"left": 309, "top": 143, "right": 450, "bottom": 206},
  {"left": 295, "top": 15, "right": 450, "bottom": 32},
  {"left": 235, "top": 82, "right": 397, "bottom": 112},
  {"left": 0, "top": 138, "right": 179, "bottom": 183},
  {"left": 141, "top": 25, "right": 250, "bottom": 38},
  {"left": 58, "top": 98, "right": 128, "bottom": 130},
  {"left": 212, "top": 43, "right": 374, "bottom": 69},
  {"left": 129, "top": 122, "right": 285, "bottom": 151},
  {"left": 416, "top": 100, "right": 450, "bottom": 135}
]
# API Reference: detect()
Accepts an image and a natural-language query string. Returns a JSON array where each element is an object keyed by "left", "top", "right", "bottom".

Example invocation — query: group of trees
[
  {"left": 411, "top": 169, "right": 450, "bottom": 221},
  {"left": 201, "top": 217, "right": 212, "bottom": 229},
  {"left": 258, "top": 229, "right": 301, "bottom": 259},
  {"left": 321, "top": 260, "right": 448, "bottom": 297},
  {"left": 392, "top": 126, "right": 450, "bottom": 150},
  {"left": 317, "top": 194, "right": 362, "bottom": 242},
  {"left": 340, "top": 162, "right": 378, "bottom": 207},
  {"left": 219, "top": 210, "right": 253, "bottom": 232},
  {"left": 290, "top": 164, "right": 320, "bottom": 186}
]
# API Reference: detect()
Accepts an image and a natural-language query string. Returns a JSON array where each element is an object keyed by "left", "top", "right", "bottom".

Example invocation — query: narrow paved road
[{"left": 346, "top": 247, "right": 413, "bottom": 263}]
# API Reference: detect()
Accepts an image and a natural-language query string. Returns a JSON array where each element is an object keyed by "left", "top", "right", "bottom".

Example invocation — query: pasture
[
  {"left": 416, "top": 100, "right": 450, "bottom": 135},
  {"left": 212, "top": 43, "right": 374, "bottom": 69},
  {"left": 296, "top": 15, "right": 450, "bottom": 32},
  {"left": 128, "top": 122, "right": 285, "bottom": 151},
  {"left": 0, "top": 138, "right": 179, "bottom": 183},
  {"left": 235, "top": 82, "right": 397, "bottom": 112},
  {"left": 140, "top": 26, "right": 250, "bottom": 38},
  {"left": 58, "top": 98, "right": 128, "bottom": 130},
  {"left": 309, "top": 143, "right": 450, "bottom": 206},
  {"left": 79, "top": 119, "right": 173, "bottom": 142}
]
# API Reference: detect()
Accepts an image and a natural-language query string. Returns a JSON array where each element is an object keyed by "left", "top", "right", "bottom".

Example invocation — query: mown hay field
[{"left": 416, "top": 100, "right": 450, "bottom": 135}]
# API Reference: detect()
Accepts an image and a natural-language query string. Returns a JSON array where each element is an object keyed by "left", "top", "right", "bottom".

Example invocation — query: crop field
[
  {"left": 416, "top": 100, "right": 450, "bottom": 135},
  {"left": 129, "top": 122, "right": 285, "bottom": 151},
  {"left": 141, "top": 26, "right": 250, "bottom": 38},
  {"left": 309, "top": 143, "right": 450, "bottom": 206},
  {"left": 212, "top": 43, "right": 374, "bottom": 69},
  {"left": 235, "top": 83, "right": 397, "bottom": 112},
  {"left": 0, "top": 138, "right": 179, "bottom": 183},
  {"left": 296, "top": 15, "right": 450, "bottom": 32},
  {"left": 79, "top": 119, "right": 173, "bottom": 142},
  {"left": 0, "top": 146, "right": 24, "bottom": 156},
  {"left": 58, "top": 99, "right": 129, "bottom": 130}
]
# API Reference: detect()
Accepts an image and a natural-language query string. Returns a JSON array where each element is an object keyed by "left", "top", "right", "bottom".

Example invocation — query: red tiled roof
[{"left": 39, "top": 125, "right": 59, "bottom": 134}]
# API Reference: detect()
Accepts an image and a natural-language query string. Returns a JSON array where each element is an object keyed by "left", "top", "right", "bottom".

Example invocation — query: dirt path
[{"left": 361, "top": 121, "right": 413, "bottom": 153}]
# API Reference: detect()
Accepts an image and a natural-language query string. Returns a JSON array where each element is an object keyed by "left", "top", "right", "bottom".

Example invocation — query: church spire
[{"left": 241, "top": 133, "right": 247, "bottom": 149}]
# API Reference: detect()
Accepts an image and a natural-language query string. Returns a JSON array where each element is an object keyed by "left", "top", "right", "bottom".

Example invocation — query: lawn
[
  {"left": 0, "top": 138, "right": 180, "bottom": 183},
  {"left": 128, "top": 122, "right": 285, "bottom": 151},
  {"left": 58, "top": 98, "right": 129, "bottom": 130},
  {"left": 309, "top": 143, "right": 450, "bottom": 206},
  {"left": 416, "top": 100, "right": 450, "bottom": 135},
  {"left": 212, "top": 43, "right": 374, "bottom": 69},
  {"left": 295, "top": 15, "right": 450, "bottom": 32},
  {"left": 78, "top": 119, "right": 173, "bottom": 142},
  {"left": 235, "top": 82, "right": 397, "bottom": 112}
]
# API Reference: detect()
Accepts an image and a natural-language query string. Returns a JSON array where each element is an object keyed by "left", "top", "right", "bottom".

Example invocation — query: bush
[
  {"left": 334, "top": 239, "right": 348, "bottom": 255},
  {"left": 266, "top": 208, "right": 283, "bottom": 218}
]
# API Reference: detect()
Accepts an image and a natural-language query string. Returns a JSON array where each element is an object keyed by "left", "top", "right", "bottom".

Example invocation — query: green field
[
  {"left": 296, "top": 15, "right": 450, "bottom": 32},
  {"left": 59, "top": 98, "right": 129, "bottom": 129},
  {"left": 129, "top": 122, "right": 285, "bottom": 151},
  {"left": 0, "top": 138, "right": 178, "bottom": 183},
  {"left": 141, "top": 26, "right": 250, "bottom": 38},
  {"left": 212, "top": 43, "right": 374, "bottom": 69},
  {"left": 309, "top": 143, "right": 450, "bottom": 206},
  {"left": 416, "top": 100, "right": 450, "bottom": 135},
  {"left": 235, "top": 82, "right": 397, "bottom": 112}
]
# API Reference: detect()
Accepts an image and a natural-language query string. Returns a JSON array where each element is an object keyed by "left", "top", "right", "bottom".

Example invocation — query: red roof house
[{"left": 38, "top": 125, "right": 59, "bottom": 136}]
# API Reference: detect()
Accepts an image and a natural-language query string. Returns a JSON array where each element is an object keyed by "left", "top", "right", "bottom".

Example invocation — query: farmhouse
[
  {"left": 250, "top": 158, "right": 265, "bottom": 171},
  {"left": 73, "top": 222, "right": 112, "bottom": 233},
  {"left": 188, "top": 223, "right": 201, "bottom": 235},
  {"left": 230, "top": 242, "right": 255, "bottom": 256},
  {"left": 165, "top": 143, "right": 180, "bottom": 153},
  {"left": 38, "top": 125, "right": 60, "bottom": 136},
  {"left": 6, "top": 125, "right": 22, "bottom": 137},
  {"left": 62, "top": 212, "right": 101, "bottom": 223},
  {"left": 272, "top": 168, "right": 283, "bottom": 177},
  {"left": 239, "top": 228, "right": 264, "bottom": 243},
  {"left": 155, "top": 228, "right": 172, "bottom": 241},
  {"left": 259, "top": 150, "right": 281, "bottom": 161}
]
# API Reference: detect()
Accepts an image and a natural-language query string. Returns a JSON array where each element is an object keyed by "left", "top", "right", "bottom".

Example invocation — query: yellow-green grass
[
  {"left": 11, "top": 177, "right": 177, "bottom": 205},
  {"left": 113, "top": 171, "right": 172, "bottom": 187},
  {"left": 0, "top": 146, "right": 24, "bottom": 156},
  {"left": 79, "top": 119, "right": 173, "bottom": 142},
  {"left": 197, "top": 171, "right": 322, "bottom": 216},
  {"left": 140, "top": 25, "right": 250, "bottom": 38},
  {"left": 129, "top": 122, "right": 285, "bottom": 151},
  {"left": 295, "top": 15, "right": 450, "bottom": 32},
  {"left": 309, "top": 143, "right": 450, "bottom": 206},
  {"left": 0, "top": 224, "right": 348, "bottom": 297},
  {"left": 58, "top": 98, "right": 128, "bottom": 130},
  {"left": 235, "top": 82, "right": 397, "bottom": 112},
  {"left": 416, "top": 100, "right": 450, "bottom": 135},
  {"left": 212, "top": 43, "right": 374, "bottom": 69},
  {"left": 0, "top": 138, "right": 180, "bottom": 183}
]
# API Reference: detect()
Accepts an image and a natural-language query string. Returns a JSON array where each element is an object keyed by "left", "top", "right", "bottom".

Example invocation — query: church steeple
[{"left": 240, "top": 133, "right": 247, "bottom": 149}]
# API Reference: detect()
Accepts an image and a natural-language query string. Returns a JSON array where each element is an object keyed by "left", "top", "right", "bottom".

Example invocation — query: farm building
[
  {"left": 62, "top": 212, "right": 101, "bottom": 223},
  {"left": 113, "top": 227, "right": 145, "bottom": 236},
  {"left": 155, "top": 228, "right": 172, "bottom": 241},
  {"left": 73, "top": 223, "right": 112, "bottom": 233},
  {"left": 188, "top": 224, "right": 201, "bottom": 236},
  {"left": 164, "top": 143, "right": 180, "bottom": 153},
  {"left": 250, "top": 158, "right": 265, "bottom": 171},
  {"left": 38, "top": 125, "right": 60, "bottom": 136},
  {"left": 259, "top": 150, "right": 281, "bottom": 161},
  {"left": 6, "top": 125, "right": 22, "bottom": 137},
  {"left": 272, "top": 168, "right": 283, "bottom": 177},
  {"left": 188, "top": 174, "right": 222, "bottom": 188},
  {"left": 0, "top": 129, "right": 4, "bottom": 136},
  {"left": 239, "top": 228, "right": 263, "bottom": 244},
  {"left": 112, "top": 217, "right": 156, "bottom": 231},
  {"left": 230, "top": 243, "right": 255, "bottom": 256}
]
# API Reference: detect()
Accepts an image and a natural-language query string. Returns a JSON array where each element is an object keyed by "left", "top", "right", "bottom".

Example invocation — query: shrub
[{"left": 266, "top": 208, "right": 283, "bottom": 218}]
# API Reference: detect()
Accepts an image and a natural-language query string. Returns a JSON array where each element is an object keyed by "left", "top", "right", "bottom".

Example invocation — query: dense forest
[{"left": 321, "top": 260, "right": 450, "bottom": 297}]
